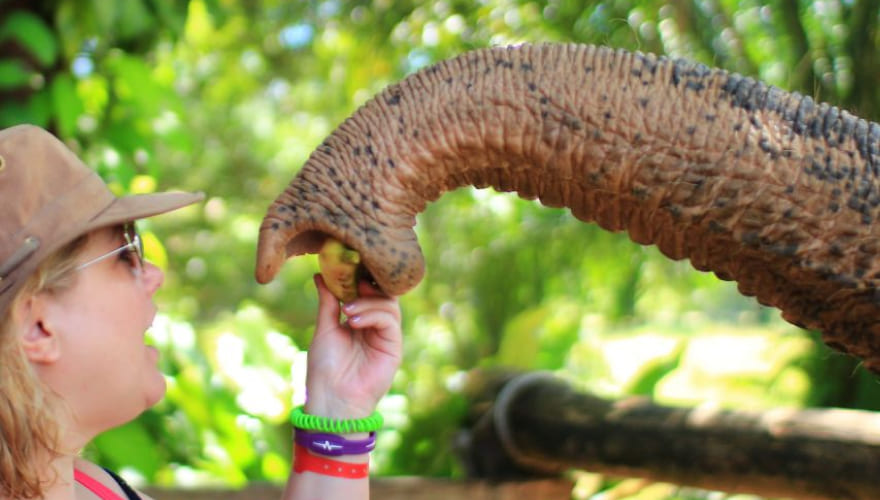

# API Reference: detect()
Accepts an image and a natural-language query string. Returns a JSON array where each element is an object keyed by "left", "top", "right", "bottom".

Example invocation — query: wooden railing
[{"left": 144, "top": 478, "right": 574, "bottom": 500}]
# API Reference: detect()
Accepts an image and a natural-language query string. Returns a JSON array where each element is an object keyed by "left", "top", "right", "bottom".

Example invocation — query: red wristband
[{"left": 293, "top": 443, "right": 369, "bottom": 479}]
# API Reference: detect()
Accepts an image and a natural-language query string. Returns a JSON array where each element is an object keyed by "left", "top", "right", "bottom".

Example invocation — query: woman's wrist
[{"left": 303, "top": 391, "right": 376, "bottom": 421}]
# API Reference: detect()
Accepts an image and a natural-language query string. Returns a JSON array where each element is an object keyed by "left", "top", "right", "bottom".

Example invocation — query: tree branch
[{"left": 846, "top": 0, "right": 880, "bottom": 118}]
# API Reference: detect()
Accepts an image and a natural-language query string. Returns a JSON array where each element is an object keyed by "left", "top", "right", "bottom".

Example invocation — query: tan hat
[{"left": 0, "top": 124, "right": 204, "bottom": 315}]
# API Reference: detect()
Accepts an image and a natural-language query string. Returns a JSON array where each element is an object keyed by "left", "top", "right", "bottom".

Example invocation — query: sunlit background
[{"left": 3, "top": 1, "right": 880, "bottom": 498}]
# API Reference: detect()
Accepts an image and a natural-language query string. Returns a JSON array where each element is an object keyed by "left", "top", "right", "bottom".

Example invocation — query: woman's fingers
[{"left": 313, "top": 274, "right": 342, "bottom": 332}]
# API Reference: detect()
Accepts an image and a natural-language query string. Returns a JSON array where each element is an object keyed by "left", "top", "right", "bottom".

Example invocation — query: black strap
[{"left": 102, "top": 468, "right": 142, "bottom": 500}]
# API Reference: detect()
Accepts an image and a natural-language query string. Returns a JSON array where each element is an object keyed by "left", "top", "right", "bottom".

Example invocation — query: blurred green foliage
[{"left": 3, "top": 0, "right": 880, "bottom": 498}]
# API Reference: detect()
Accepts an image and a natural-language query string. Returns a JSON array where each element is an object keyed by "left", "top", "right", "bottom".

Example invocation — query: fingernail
[
  {"left": 342, "top": 303, "right": 355, "bottom": 313},
  {"left": 349, "top": 315, "right": 361, "bottom": 324}
]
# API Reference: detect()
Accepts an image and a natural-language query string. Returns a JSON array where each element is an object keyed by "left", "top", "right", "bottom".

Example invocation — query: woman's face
[{"left": 38, "top": 225, "right": 166, "bottom": 438}]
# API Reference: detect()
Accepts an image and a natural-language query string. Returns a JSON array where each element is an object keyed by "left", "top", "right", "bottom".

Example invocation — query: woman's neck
[{"left": 21, "top": 429, "right": 91, "bottom": 500}]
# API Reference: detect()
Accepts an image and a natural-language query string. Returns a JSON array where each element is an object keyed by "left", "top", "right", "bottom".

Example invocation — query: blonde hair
[{"left": 0, "top": 234, "right": 88, "bottom": 499}]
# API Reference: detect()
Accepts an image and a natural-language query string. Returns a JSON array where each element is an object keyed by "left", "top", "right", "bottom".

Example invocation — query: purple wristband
[{"left": 294, "top": 428, "right": 377, "bottom": 456}]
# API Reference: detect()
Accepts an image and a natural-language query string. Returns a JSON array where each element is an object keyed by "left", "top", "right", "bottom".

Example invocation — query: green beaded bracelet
[{"left": 290, "top": 406, "right": 384, "bottom": 433}]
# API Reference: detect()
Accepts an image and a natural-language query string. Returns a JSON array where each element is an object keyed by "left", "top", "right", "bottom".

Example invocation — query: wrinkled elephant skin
[{"left": 256, "top": 43, "right": 880, "bottom": 372}]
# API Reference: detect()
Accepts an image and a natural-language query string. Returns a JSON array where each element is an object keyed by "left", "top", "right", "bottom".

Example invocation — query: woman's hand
[{"left": 303, "top": 274, "right": 402, "bottom": 420}]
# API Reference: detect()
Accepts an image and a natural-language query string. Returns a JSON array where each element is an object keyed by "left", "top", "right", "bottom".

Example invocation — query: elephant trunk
[{"left": 257, "top": 43, "right": 880, "bottom": 371}]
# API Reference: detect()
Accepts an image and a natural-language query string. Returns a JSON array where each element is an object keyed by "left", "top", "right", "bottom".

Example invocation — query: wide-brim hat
[{"left": 0, "top": 124, "right": 204, "bottom": 316}]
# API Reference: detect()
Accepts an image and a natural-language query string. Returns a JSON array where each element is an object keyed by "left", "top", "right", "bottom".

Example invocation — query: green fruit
[{"left": 318, "top": 238, "right": 361, "bottom": 302}]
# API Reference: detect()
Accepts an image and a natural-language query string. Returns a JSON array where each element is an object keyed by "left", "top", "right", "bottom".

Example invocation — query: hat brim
[{"left": 85, "top": 191, "right": 205, "bottom": 232}]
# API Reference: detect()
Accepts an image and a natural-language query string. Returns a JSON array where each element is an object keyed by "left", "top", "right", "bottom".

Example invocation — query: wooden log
[
  {"left": 142, "top": 477, "right": 574, "bottom": 500},
  {"left": 459, "top": 370, "right": 880, "bottom": 500}
]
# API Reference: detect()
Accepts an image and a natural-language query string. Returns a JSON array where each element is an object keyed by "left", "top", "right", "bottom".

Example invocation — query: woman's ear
[{"left": 15, "top": 294, "right": 62, "bottom": 364}]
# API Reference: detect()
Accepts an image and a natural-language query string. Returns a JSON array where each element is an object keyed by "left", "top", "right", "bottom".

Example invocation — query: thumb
[{"left": 313, "top": 274, "right": 341, "bottom": 329}]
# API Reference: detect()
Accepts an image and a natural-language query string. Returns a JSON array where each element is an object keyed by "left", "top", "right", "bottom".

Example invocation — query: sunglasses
[{"left": 75, "top": 224, "right": 145, "bottom": 275}]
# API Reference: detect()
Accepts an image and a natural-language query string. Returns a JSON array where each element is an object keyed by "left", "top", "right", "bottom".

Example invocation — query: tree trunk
[{"left": 459, "top": 370, "right": 880, "bottom": 500}]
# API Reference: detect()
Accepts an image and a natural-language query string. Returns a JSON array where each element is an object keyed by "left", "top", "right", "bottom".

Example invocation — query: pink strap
[{"left": 74, "top": 469, "right": 126, "bottom": 500}]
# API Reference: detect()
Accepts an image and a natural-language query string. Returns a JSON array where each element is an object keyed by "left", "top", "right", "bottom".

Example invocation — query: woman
[{"left": 0, "top": 124, "right": 402, "bottom": 499}]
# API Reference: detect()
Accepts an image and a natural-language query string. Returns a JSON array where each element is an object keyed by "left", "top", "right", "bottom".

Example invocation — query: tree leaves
[{"left": 0, "top": 11, "right": 58, "bottom": 68}]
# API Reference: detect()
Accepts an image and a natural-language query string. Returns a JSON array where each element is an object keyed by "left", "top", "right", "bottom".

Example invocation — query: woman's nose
[{"left": 141, "top": 261, "right": 165, "bottom": 294}]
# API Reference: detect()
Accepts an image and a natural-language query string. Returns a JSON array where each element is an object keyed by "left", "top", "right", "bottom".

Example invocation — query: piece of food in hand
[{"left": 318, "top": 237, "right": 361, "bottom": 302}]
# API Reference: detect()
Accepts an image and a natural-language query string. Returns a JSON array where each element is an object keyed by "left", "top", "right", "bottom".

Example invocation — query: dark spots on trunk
[
  {"left": 742, "top": 231, "right": 760, "bottom": 245},
  {"left": 271, "top": 222, "right": 279, "bottom": 230},
  {"left": 528, "top": 82, "right": 537, "bottom": 91},
  {"left": 494, "top": 58, "right": 514, "bottom": 69},
  {"left": 708, "top": 220, "right": 726, "bottom": 233},
  {"left": 353, "top": 147, "right": 361, "bottom": 156},
  {"left": 686, "top": 80, "right": 705, "bottom": 92},
  {"left": 733, "top": 123, "right": 743, "bottom": 132},
  {"left": 563, "top": 114, "right": 583, "bottom": 131},
  {"left": 584, "top": 66, "right": 593, "bottom": 74},
  {"left": 785, "top": 185, "right": 795, "bottom": 194},
  {"left": 829, "top": 202, "right": 840, "bottom": 212},
  {"left": 387, "top": 159, "right": 396, "bottom": 168},
  {"left": 670, "top": 58, "right": 712, "bottom": 91},
  {"left": 783, "top": 208, "right": 794, "bottom": 218},
  {"left": 686, "top": 126, "right": 696, "bottom": 135},
  {"left": 385, "top": 92, "right": 401, "bottom": 106},
  {"left": 633, "top": 52, "right": 658, "bottom": 75},
  {"left": 822, "top": 107, "right": 840, "bottom": 139},
  {"left": 830, "top": 244, "right": 844, "bottom": 257},
  {"left": 792, "top": 96, "right": 816, "bottom": 134},
  {"left": 771, "top": 242, "right": 799, "bottom": 257},
  {"left": 520, "top": 62, "right": 533, "bottom": 71},
  {"left": 720, "top": 73, "right": 762, "bottom": 112},
  {"left": 540, "top": 96, "right": 549, "bottom": 105},
  {"left": 604, "top": 111, "right": 612, "bottom": 120},
  {"left": 758, "top": 138, "right": 780, "bottom": 158},
  {"left": 722, "top": 73, "right": 880, "bottom": 173},
  {"left": 639, "top": 97, "right": 649, "bottom": 108}
]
